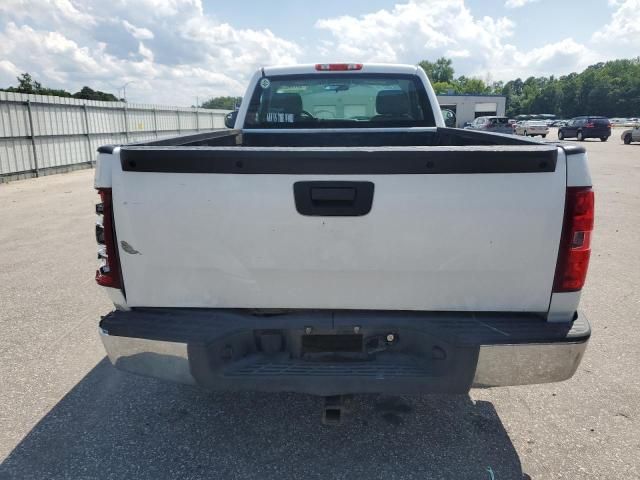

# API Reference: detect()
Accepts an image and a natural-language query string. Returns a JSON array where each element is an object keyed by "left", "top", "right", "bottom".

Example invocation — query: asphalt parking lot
[{"left": 1, "top": 129, "right": 638, "bottom": 479}]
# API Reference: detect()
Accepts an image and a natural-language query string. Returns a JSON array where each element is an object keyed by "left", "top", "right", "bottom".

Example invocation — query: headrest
[
  {"left": 269, "top": 93, "right": 303, "bottom": 115},
  {"left": 376, "top": 90, "right": 410, "bottom": 116}
]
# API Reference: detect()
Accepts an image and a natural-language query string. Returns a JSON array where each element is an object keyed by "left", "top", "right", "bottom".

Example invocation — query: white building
[{"left": 437, "top": 94, "right": 507, "bottom": 127}]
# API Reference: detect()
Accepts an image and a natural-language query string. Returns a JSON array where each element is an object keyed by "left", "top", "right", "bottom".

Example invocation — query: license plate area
[{"left": 302, "top": 334, "right": 363, "bottom": 354}]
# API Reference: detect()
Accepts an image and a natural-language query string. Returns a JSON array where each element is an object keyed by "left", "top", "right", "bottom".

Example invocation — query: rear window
[
  {"left": 243, "top": 73, "right": 435, "bottom": 129},
  {"left": 591, "top": 117, "right": 610, "bottom": 125},
  {"left": 489, "top": 117, "right": 509, "bottom": 125}
]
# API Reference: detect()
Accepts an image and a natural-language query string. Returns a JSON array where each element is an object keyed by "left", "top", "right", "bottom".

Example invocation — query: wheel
[
  {"left": 558, "top": 130, "right": 564, "bottom": 140},
  {"left": 624, "top": 134, "right": 632, "bottom": 145},
  {"left": 600, "top": 137, "right": 608, "bottom": 142},
  {"left": 542, "top": 134, "right": 547, "bottom": 138},
  {"left": 577, "top": 131, "right": 584, "bottom": 141}
]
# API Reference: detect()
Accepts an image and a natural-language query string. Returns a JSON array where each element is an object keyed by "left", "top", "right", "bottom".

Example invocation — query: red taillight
[
  {"left": 95, "top": 188, "right": 122, "bottom": 289},
  {"left": 553, "top": 187, "right": 594, "bottom": 292},
  {"left": 315, "top": 63, "right": 363, "bottom": 71}
]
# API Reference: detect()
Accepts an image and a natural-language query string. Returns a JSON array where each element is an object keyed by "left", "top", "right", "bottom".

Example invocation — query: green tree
[
  {"left": 1, "top": 73, "right": 119, "bottom": 101},
  {"left": 489, "top": 80, "right": 504, "bottom": 95},
  {"left": 16, "top": 73, "right": 41, "bottom": 93},
  {"left": 201, "top": 96, "right": 242, "bottom": 110},
  {"left": 455, "top": 76, "right": 489, "bottom": 94},
  {"left": 419, "top": 57, "right": 455, "bottom": 83},
  {"left": 503, "top": 58, "right": 640, "bottom": 117},
  {"left": 72, "top": 86, "right": 119, "bottom": 101},
  {"left": 431, "top": 81, "right": 457, "bottom": 94}
]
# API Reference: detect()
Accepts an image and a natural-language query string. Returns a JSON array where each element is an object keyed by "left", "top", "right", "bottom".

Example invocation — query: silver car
[
  {"left": 621, "top": 123, "right": 640, "bottom": 144},
  {"left": 514, "top": 120, "right": 549, "bottom": 138},
  {"left": 466, "top": 116, "right": 513, "bottom": 134}
]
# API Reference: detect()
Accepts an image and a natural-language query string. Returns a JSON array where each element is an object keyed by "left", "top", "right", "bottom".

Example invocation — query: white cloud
[
  {"left": 138, "top": 42, "right": 154, "bottom": 61},
  {"left": 52, "top": 0, "right": 96, "bottom": 24},
  {"left": 592, "top": 0, "right": 640, "bottom": 48},
  {"left": 0, "top": 0, "right": 96, "bottom": 26},
  {"left": 0, "top": 23, "right": 116, "bottom": 83},
  {"left": 178, "top": 18, "right": 301, "bottom": 69},
  {"left": 315, "top": 0, "right": 597, "bottom": 81},
  {"left": 504, "top": 0, "right": 540, "bottom": 8},
  {"left": 122, "top": 20, "right": 154, "bottom": 40},
  {"left": 512, "top": 38, "right": 598, "bottom": 75},
  {"left": 0, "top": 1, "right": 302, "bottom": 104},
  {"left": 0, "top": 60, "right": 21, "bottom": 78},
  {"left": 446, "top": 49, "right": 471, "bottom": 58},
  {"left": 122, "top": 0, "right": 204, "bottom": 18}
]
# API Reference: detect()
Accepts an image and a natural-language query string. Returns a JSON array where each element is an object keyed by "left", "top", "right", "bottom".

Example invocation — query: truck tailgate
[{"left": 111, "top": 145, "right": 565, "bottom": 312}]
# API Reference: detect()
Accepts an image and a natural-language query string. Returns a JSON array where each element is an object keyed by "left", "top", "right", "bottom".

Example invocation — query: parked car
[
  {"left": 514, "top": 120, "right": 549, "bottom": 138},
  {"left": 621, "top": 123, "right": 640, "bottom": 144},
  {"left": 94, "top": 63, "right": 592, "bottom": 418},
  {"left": 558, "top": 116, "right": 611, "bottom": 141},
  {"left": 551, "top": 120, "right": 568, "bottom": 127},
  {"left": 466, "top": 116, "right": 513, "bottom": 134}
]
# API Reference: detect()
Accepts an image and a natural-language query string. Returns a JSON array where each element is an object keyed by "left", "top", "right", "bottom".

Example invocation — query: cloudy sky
[{"left": 0, "top": 0, "right": 638, "bottom": 105}]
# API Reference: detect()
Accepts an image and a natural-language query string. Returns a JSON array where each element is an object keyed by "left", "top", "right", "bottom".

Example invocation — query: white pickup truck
[{"left": 95, "top": 63, "right": 593, "bottom": 415}]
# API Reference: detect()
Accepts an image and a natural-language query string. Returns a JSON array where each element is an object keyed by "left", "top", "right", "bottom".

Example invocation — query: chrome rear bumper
[
  {"left": 472, "top": 341, "right": 586, "bottom": 387},
  {"left": 100, "top": 332, "right": 195, "bottom": 385},
  {"left": 99, "top": 309, "right": 590, "bottom": 395}
]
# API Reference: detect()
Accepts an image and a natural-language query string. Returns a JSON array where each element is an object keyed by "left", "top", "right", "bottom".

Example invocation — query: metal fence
[{"left": 0, "top": 91, "right": 230, "bottom": 181}]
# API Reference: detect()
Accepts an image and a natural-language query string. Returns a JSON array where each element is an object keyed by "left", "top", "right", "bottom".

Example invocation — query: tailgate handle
[
  {"left": 311, "top": 187, "right": 356, "bottom": 203},
  {"left": 294, "top": 181, "right": 374, "bottom": 216}
]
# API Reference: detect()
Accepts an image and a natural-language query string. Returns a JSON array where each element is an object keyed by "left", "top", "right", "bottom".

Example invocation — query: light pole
[{"left": 119, "top": 81, "right": 135, "bottom": 102}]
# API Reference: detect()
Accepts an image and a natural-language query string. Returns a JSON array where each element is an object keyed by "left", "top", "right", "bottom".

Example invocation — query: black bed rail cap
[
  {"left": 97, "top": 145, "right": 116, "bottom": 154},
  {"left": 120, "top": 144, "right": 558, "bottom": 175},
  {"left": 96, "top": 129, "right": 241, "bottom": 154}
]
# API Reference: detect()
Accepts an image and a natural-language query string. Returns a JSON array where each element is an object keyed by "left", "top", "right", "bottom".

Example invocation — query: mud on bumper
[{"left": 99, "top": 309, "right": 590, "bottom": 396}]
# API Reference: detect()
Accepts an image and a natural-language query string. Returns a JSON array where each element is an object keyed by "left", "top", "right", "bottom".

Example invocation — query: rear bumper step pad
[{"left": 100, "top": 309, "right": 589, "bottom": 396}]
